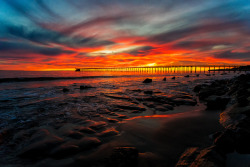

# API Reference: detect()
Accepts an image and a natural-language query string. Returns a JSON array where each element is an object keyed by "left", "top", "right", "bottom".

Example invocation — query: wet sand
[{"left": 80, "top": 105, "right": 224, "bottom": 167}]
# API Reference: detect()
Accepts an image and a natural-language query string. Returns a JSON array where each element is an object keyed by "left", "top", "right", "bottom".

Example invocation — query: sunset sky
[{"left": 0, "top": 0, "right": 250, "bottom": 70}]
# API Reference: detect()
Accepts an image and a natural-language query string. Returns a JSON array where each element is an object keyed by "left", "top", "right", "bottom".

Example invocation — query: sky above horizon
[{"left": 0, "top": 0, "right": 250, "bottom": 70}]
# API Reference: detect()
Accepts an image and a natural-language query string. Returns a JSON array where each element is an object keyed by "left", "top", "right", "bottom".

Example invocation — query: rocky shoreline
[
  {"left": 0, "top": 73, "right": 247, "bottom": 166},
  {"left": 176, "top": 74, "right": 250, "bottom": 167}
]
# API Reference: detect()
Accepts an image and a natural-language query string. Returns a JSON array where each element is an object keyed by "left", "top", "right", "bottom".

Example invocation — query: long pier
[{"left": 75, "top": 65, "right": 244, "bottom": 73}]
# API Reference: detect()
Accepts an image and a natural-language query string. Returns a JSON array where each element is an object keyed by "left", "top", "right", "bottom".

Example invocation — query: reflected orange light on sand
[{"left": 123, "top": 113, "right": 185, "bottom": 121}]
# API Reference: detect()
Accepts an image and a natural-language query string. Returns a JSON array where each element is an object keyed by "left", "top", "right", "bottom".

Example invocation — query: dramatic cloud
[
  {"left": 126, "top": 46, "right": 155, "bottom": 56},
  {"left": 0, "top": 0, "right": 249, "bottom": 70},
  {"left": 215, "top": 51, "right": 250, "bottom": 61},
  {"left": 6, "top": 25, "right": 114, "bottom": 48},
  {"left": 0, "top": 41, "right": 75, "bottom": 58}
]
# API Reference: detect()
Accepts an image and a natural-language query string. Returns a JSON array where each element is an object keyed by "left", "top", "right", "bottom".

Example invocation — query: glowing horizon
[{"left": 0, "top": 0, "right": 250, "bottom": 71}]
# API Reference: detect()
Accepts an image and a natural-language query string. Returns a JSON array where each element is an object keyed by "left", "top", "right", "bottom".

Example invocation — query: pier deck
[{"left": 75, "top": 65, "right": 247, "bottom": 72}]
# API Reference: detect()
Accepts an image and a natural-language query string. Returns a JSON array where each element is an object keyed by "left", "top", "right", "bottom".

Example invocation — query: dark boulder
[
  {"left": 62, "top": 88, "right": 69, "bottom": 92},
  {"left": 143, "top": 78, "right": 152, "bottom": 83},
  {"left": 184, "top": 75, "right": 190, "bottom": 77},
  {"left": 172, "top": 98, "right": 197, "bottom": 106},
  {"left": 176, "top": 147, "right": 200, "bottom": 167},
  {"left": 172, "top": 77, "right": 175, "bottom": 79},
  {"left": 163, "top": 77, "right": 166, "bottom": 81},
  {"left": 214, "top": 130, "right": 235, "bottom": 153},
  {"left": 80, "top": 85, "right": 94, "bottom": 90},
  {"left": 144, "top": 90, "right": 153, "bottom": 95},
  {"left": 108, "top": 147, "right": 139, "bottom": 167},
  {"left": 199, "top": 87, "right": 227, "bottom": 100},
  {"left": 89, "top": 121, "right": 107, "bottom": 130},
  {"left": 76, "top": 137, "right": 101, "bottom": 150},
  {"left": 18, "top": 135, "right": 64, "bottom": 159},
  {"left": 78, "top": 127, "right": 96, "bottom": 134},
  {"left": 235, "top": 128, "right": 250, "bottom": 154},
  {"left": 206, "top": 96, "right": 231, "bottom": 110},
  {"left": 190, "top": 146, "right": 226, "bottom": 167},
  {"left": 193, "top": 85, "right": 202, "bottom": 93},
  {"left": 98, "top": 129, "right": 119, "bottom": 137},
  {"left": 65, "top": 131, "right": 84, "bottom": 139}
]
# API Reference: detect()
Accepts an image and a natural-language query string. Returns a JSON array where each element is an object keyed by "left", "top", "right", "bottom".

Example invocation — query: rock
[
  {"left": 131, "top": 110, "right": 143, "bottom": 113},
  {"left": 65, "top": 131, "right": 84, "bottom": 139},
  {"left": 106, "top": 118, "right": 119, "bottom": 123},
  {"left": 80, "top": 85, "right": 94, "bottom": 90},
  {"left": 172, "top": 98, "right": 197, "bottom": 106},
  {"left": 214, "top": 130, "right": 235, "bottom": 153},
  {"left": 98, "top": 129, "right": 119, "bottom": 137},
  {"left": 235, "top": 128, "right": 250, "bottom": 154},
  {"left": 206, "top": 74, "right": 211, "bottom": 76},
  {"left": 237, "top": 95, "right": 249, "bottom": 107},
  {"left": 154, "top": 106, "right": 169, "bottom": 112},
  {"left": 108, "top": 147, "right": 139, "bottom": 167},
  {"left": 172, "top": 77, "right": 175, "bottom": 79},
  {"left": 89, "top": 121, "right": 108, "bottom": 130},
  {"left": 131, "top": 89, "right": 142, "bottom": 92},
  {"left": 144, "top": 90, "right": 153, "bottom": 95},
  {"left": 206, "top": 95, "right": 231, "bottom": 110},
  {"left": 34, "top": 158, "right": 75, "bottom": 167},
  {"left": 18, "top": 135, "right": 64, "bottom": 159},
  {"left": 108, "top": 112, "right": 119, "bottom": 116},
  {"left": 115, "top": 104, "right": 146, "bottom": 111},
  {"left": 184, "top": 75, "right": 190, "bottom": 78},
  {"left": 193, "top": 85, "right": 202, "bottom": 93},
  {"left": 104, "top": 93, "right": 131, "bottom": 101},
  {"left": 78, "top": 127, "right": 96, "bottom": 134},
  {"left": 196, "top": 74, "right": 199, "bottom": 77},
  {"left": 176, "top": 147, "right": 200, "bottom": 167},
  {"left": 163, "top": 104, "right": 174, "bottom": 110},
  {"left": 241, "top": 106, "right": 250, "bottom": 116},
  {"left": 143, "top": 78, "right": 152, "bottom": 83},
  {"left": 163, "top": 77, "right": 166, "bottom": 81},
  {"left": 98, "top": 108, "right": 111, "bottom": 114},
  {"left": 199, "top": 87, "right": 227, "bottom": 100},
  {"left": 50, "top": 144, "right": 80, "bottom": 159},
  {"left": 29, "top": 129, "right": 50, "bottom": 143},
  {"left": 143, "top": 102, "right": 155, "bottom": 108},
  {"left": 175, "top": 94, "right": 193, "bottom": 99},
  {"left": 117, "top": 114, "right": 127, "bottom": 119},
  {"left": 77, "top": 137, "right": 101, "bottom": 150},
  {"left": 62, "top": 88, "right": 69, "bottom": 92},
  {"left": 190, "top": 146, "right": 225, "bottom": 167}
]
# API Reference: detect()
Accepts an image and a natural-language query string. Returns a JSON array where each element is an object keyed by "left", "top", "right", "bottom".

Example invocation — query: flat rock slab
[
  {"left": 98, "top": 129, "right": 119, "bottom": 137},
  {"left": 76, "top": 137, "right": 102, "bottom": 150},
  {"left": 77, "top": 127, "right": 96, "bottom": 134},
  {"left": 89, "top": 121, "right": 108, "bottom": 130}
]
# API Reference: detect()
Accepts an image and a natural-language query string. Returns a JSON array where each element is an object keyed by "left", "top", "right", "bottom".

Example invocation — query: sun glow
[{"left": 145, "top": 63, "right": 157, "bottom": 67}]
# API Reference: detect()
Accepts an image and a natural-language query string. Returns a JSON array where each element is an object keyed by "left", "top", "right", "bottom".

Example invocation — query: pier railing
[{"left": 75, "top": 65, "right": 244, "bottom": 73}]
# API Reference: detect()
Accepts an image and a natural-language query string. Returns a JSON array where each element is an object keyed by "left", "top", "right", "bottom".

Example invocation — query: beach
[{"left": 0, "top": 70, "right": 248, "bottom": 166}]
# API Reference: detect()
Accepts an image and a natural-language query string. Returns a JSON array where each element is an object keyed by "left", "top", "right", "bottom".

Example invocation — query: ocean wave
[{"left": 0, "top": 76, "right": 118, "bottom": 83}]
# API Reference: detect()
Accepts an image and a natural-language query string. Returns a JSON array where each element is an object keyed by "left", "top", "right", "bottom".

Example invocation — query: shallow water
[{"left": 0, "top": 70, "right": 245, "bottom": 166}]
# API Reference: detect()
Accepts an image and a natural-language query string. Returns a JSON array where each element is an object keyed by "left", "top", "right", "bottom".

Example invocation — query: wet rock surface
[
  {"left": 143, "top": 78, "right": 152, "bottom": 83},
  {"left": 177, "top": 74, "right": 250, "bottom": 167}
]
